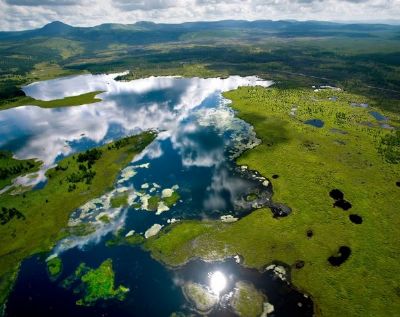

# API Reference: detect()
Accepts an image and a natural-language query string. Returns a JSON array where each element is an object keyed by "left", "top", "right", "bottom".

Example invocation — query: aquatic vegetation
[
  {"left": 62, "top": 259, "right": 129, "bottom": 306},
  {"left": 230, "top": 281, "right": 265, "bottom": 317},
  {"left": 146, "top": 87, "right": 400, "bottom": 317},
  {"left": 46, "top": 256, "right": 62, "bottom": 280},
  {"left": 0, "top": 132, "right": 156, "bottom": 306}
]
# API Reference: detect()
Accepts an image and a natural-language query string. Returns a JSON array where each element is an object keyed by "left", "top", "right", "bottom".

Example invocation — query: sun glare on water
[{"left": 209, "top": 271, "right": 227, "bottom": 295}]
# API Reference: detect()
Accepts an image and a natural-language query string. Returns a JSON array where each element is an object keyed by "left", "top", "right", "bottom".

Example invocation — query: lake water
[
  {"left": 304, "top": 119, "right": 324, "bottom": 128},
  {"left": 1, "top": 74, "right": 313, "bottom": 316}
]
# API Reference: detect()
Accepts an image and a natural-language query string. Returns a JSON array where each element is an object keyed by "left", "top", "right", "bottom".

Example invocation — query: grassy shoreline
[
  {"left": 145, "top": 87, "right": 400, "bottom": 317},
  {"left": 0, "top": 91, "right": 103, "bottom": 111},
  {"left": 0, "top": 131, "right": 156, "bottom": 310}
]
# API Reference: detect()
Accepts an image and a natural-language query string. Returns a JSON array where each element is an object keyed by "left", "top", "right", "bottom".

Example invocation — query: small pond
[
  {"left": 304, "top": 119, "right": 324, "bottom": 128},
  {"left": 369, "top": 111, "right": 387, "bottom": 121}
]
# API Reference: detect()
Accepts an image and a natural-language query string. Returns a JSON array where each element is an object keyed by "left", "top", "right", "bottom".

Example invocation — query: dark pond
[
  {"left": 349, "top": 214, "right": 363, "bottom": 224},
  {"left": 328, "top": 246, "right": 351, "bottom": 266},
  {"left": 304, "top": 119, "right": 324, "bottom": 128},
  {"left": 1, "top": 74, "right": 313, "bottom": 316}
]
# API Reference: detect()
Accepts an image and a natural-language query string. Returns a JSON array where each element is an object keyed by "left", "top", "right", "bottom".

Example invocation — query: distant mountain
[
  {"left": 0, "top": 19, "right": 398, "bottom": 43},
  {"left": 36, "top": 21, "right": 74, "bottom": 35}
]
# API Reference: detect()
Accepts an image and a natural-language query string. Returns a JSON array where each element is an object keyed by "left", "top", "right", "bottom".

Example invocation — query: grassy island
[
  {"left": 1, "top": 91, "right": 103, "bottom": 111},
  {"left": 0, "top": 131, "right": 156, "bottom": 309},
  {"left": 145, "top": 87, "right": 400, "bottom": 317},
  {"left": 61, "top": 259, "right": 129, "bottom": 306}
]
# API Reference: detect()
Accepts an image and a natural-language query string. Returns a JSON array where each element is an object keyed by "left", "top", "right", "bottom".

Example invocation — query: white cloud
[{"left": 0, "top": 0, "right": 399, "bottom": 30}]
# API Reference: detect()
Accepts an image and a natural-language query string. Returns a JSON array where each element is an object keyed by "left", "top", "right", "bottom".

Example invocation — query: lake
[{"left": 0, "top": 74, "right": 313, "bottom": 316}]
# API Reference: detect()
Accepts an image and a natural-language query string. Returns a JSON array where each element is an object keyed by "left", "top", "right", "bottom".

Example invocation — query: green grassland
[
  {"left": 145, "top": 87, "right": 400, "bottom": 317},
  {"left": 0, "top": 151, "right": 41, "bottom": 190},
  {"left": 0, "top": 131, "right": 156, "bottom": 309},
  {"left": 0, "top": 91, "right": 103, "bottom": 111}
]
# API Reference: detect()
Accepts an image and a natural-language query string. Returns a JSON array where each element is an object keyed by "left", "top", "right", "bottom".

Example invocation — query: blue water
[
  {"left": 304, "top": 119, "right": 324, "bottom": 128},
  {"left": 369, "top": 111, "right": 387, "bottom": 121},
  {"left": 0, "top": 74, "right": 312, "bottom": 316}
]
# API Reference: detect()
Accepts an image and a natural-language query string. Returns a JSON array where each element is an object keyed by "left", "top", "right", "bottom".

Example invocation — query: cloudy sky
[{"left": 0, "top": 0, "right": 399, "bottom": 31}]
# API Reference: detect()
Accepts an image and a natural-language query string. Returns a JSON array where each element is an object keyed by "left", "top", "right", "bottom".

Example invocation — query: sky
[{"left": 0, "top": 0, "right": 399, "bottom": 31}]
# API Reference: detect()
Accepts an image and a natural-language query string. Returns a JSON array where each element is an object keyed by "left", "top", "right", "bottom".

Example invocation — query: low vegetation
[
  {"left": 61, "top": 259, "right": 129, "bottom": 306},
  {"left": 145, "top": 87, "right": 400, "bottom": 317}
]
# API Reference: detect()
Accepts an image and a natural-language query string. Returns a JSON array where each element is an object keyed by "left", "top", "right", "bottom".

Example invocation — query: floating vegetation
[{"left": 61, "top": 259, "right": 129, "bottom": 306}]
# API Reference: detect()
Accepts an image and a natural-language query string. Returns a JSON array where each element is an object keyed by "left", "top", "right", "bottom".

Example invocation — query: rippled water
[{"left": 1, "top": 74, "right": 313, "bottom": 316}]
